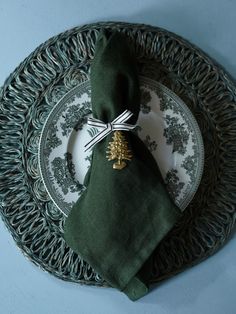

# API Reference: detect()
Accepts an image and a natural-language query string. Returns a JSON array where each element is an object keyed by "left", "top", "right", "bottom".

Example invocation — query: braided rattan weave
[{"left": 0, "top": 22, "right": 236, "bottom": 287}]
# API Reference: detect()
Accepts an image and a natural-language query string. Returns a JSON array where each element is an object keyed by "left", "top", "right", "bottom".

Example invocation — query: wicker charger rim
[{"left": 0, "top": 21, "right": 236, "bottom": 287}]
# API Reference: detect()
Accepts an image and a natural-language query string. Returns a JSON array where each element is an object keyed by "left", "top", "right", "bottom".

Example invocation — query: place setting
[{"left": 0, "top": 22, "right": 235, "bottom": 300}]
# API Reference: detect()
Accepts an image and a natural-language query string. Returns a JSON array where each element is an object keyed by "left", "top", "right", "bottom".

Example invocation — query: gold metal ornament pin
[{"left": 106, "top": 131, "right": 132, "bottom": 170}]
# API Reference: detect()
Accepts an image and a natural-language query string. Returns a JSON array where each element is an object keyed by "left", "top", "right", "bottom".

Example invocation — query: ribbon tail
[{"left": 85, "top": 125, "right": 112, "bottom": 152}]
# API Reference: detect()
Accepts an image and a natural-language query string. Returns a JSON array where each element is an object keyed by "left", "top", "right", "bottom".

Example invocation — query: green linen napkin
[{"left": 64, "top": 30, "right": 182, "bottom": 301}]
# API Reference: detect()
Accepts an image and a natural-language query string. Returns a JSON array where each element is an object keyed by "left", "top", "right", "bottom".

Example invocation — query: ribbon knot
[
  {"left": 84, "top": 109, "right": 136, "bottom": 152},
  {"left": 107, "top": 122, "right": 113, "bottom": 132}
]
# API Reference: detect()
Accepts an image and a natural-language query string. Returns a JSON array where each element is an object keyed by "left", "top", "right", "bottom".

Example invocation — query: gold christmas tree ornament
[{"left": 106, "top": 131, "right": 132, "bottom": 170}]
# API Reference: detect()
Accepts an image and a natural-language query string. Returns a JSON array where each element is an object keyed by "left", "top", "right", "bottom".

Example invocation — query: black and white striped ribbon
[{"left": 84, "top": 109, "right": 136, "bottom": 152}]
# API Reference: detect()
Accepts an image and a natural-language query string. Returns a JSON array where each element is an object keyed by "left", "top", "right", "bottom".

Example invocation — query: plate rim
[{"left": 38, "top": 80, "right": 91, "bottom": 215}]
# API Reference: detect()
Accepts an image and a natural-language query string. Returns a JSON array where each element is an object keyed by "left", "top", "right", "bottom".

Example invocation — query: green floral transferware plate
[{"left": 39, "top": 76, "right": 204, "bottom": 217}]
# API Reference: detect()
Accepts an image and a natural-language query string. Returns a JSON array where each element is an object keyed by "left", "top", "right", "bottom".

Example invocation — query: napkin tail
[{"left": 122, "top": 276, "right": 149, "bottom": 301}]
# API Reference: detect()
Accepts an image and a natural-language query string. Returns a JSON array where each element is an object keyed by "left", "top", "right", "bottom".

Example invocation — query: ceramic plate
[{"left": 39, "top": 76, "right": 204, "bottom": 216}]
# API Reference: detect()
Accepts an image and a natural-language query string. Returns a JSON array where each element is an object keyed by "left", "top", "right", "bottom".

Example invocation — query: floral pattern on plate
[{"left": 39, "top": 77, "right": 204, "bottom": 216}]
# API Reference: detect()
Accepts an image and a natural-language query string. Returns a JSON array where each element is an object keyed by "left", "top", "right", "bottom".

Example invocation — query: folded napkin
[{"left": 64, "top": 30, "right": 182, "bottom": 300}]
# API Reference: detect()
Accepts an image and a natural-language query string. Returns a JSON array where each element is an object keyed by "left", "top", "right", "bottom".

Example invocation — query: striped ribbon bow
[{"left": 84, "top": 109, "right": 136, "bottom": 152}]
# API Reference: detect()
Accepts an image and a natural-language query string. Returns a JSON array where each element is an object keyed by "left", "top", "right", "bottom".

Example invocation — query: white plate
[{"left": 39, "top": 77, "right": 204, "bottom": 216}]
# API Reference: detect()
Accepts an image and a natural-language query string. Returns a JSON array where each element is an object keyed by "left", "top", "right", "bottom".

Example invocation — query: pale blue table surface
[{"left": 1, "top": 1, "right": 236, "bottom": 313}]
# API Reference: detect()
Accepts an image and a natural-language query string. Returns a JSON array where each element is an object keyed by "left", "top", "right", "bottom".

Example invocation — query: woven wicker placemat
[{"left": 0, "top": 21, "right": 236, "bottom": 287}]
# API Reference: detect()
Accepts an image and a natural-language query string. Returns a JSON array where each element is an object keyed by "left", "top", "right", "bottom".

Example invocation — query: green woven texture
[
  {"left": 64, "top": 31, "right": 181, "bottom": 300},
  {"left": 0, "top": 22, "right": 236, "bottom": 289}
]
